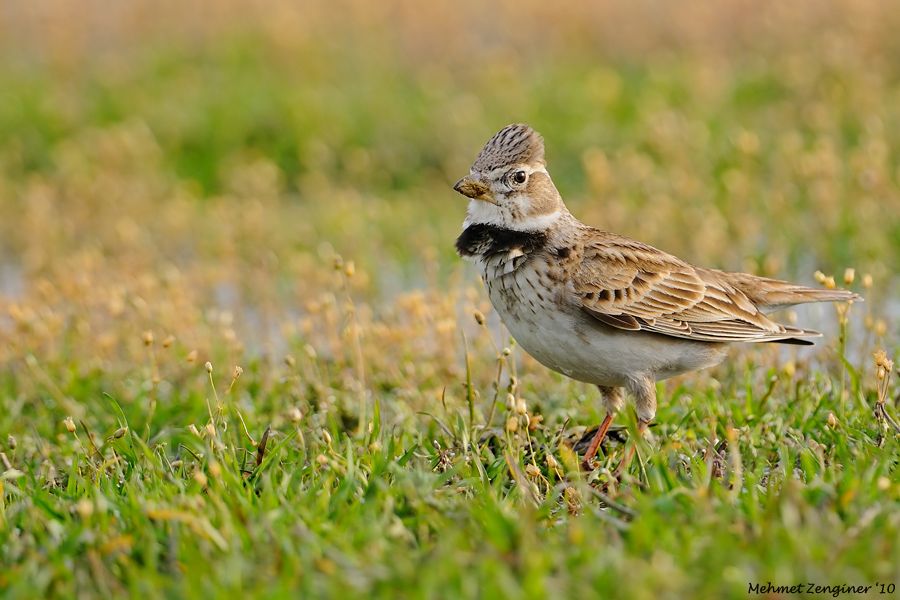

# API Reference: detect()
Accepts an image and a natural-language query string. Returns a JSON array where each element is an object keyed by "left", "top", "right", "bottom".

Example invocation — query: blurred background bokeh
[{"left": 0, "top": 0, "right": 897, "bottom": 380}]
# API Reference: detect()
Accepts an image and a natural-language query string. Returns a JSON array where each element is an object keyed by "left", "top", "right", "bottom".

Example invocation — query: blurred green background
[{"left": 2, "top": 0, "right": 899, "bottom": 285}]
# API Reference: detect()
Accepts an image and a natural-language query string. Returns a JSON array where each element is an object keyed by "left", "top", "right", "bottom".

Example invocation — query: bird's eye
[{"left": 512, "top": 170, "right": 527, "bottom": 184}]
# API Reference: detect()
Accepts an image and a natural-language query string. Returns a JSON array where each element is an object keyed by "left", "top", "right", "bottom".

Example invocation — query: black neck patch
[{"left": 455, "top": 223, "right": 549, "bottom": 258}]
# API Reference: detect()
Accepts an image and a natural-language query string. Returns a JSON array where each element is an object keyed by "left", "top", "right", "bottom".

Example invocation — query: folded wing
[{"left": 571, "top": 231, "right": 845, "bottom": 344}]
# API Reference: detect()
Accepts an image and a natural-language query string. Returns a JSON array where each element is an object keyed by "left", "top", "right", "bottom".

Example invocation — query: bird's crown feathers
[{"left": 472, "top": 123, "right": 545, "bottom": 172}]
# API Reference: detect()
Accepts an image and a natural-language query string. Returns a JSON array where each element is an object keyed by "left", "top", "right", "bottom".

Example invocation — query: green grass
[
  {"left": 0, "top": 1, "right": 899, "bottom": 598},
  {"left": 2, "top": 338, "right": 898, "bottom": 599}
]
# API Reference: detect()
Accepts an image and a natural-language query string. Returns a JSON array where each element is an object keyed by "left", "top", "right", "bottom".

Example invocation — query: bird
[{"left": 453, "top": 123, "right": 861, "bottom": 474}]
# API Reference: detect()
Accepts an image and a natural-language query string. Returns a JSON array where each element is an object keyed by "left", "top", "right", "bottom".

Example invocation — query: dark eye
[{"left": 512, "top": 170, "right": 527, "bottom": 184}]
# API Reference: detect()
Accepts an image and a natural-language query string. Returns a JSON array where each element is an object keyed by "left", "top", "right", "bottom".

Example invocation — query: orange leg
[
  {"left": 580, "top": 412, "right": 614, "bottom": 470},
  {"left": 614, "top": 419, "right": 650, "bottom": 478}
]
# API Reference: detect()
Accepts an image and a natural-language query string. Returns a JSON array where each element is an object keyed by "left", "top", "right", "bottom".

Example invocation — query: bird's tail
[{"left": 721, "top": 271, "right": 862, "bottom": 312}]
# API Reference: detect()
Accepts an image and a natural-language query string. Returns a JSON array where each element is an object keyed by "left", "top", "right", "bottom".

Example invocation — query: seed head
[
  {"left": 162, "top": 335, "right": 175, "bottom": 348},
  {"left": 142, "top": 330, "right": 154, "bottom": 346},
  {"left": 186, "top": 350, "right": 198, "bottom": 364},
  {"left": 827, "top": 412, "right": 838, "bottom": 429},
  {"left": 473, "top": 310, "right": 485, "bottom": 326},
  {"left": 76, "top": 498, "right": 93, "bottom": 519},
  {"left": 232, "top": 365, "right": 244, "bottom": 379},
  {"left": 64, "top": 417, "right": 76, "bottom": 433},
  {"left": 843, "top": 268, "right": 855, "bottom": 285},
  {"left": 515, "top": 398, "right": 528, "bottom": 415},
  {"left": 525, "top": 464, "right": 541, "bottom": 478},
  {"left": 284, "top": 355, "right": 296, "bottom": 368},
  {"left": 188, "top": 424, "right": 201, "bottom": 437},
  {"left": 505, "top": 416, "right": 519, "bottom": 433},
  {"left": 204, "top": 361, "right": 213, "bottom": 373},
  {"left": 288, "top": 407, "right": 303, "bottom": 423},
  {"left": 7, "top": 435, "right": 16, "bottom": 450},
  {"left": 205, "top": 423, "right": 216, "bottom": 437},
  {"left": 113, "top": 426, "right": 128, "bottom": 439},
  {"left": 873, "top": 349, "right": 893, "bottom": 371},
  {"left": 194, "top": 471, "right": 208, "bottom": 486}
]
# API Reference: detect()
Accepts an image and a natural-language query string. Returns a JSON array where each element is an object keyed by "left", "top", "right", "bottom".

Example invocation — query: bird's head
[{"left": 454, "top": 123, "right": 564, "bottom": 231}]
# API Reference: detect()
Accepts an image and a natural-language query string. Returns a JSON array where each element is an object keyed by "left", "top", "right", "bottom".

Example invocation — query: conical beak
[{"left": 453, "top": 176, "right": 497, "bottom": 204}]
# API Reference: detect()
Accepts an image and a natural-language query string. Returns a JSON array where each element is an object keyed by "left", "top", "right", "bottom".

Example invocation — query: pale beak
[{"left": 453, "top": 176, "right": 497, "bottom": 204}]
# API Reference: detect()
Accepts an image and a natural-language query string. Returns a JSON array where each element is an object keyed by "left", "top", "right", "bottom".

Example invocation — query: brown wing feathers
[{"left": 572, "top": 231, "right": 856, "bottom": 345}]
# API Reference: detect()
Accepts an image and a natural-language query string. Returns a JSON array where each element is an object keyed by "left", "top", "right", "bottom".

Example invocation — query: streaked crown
[{"left": 472, "top": 124, "right": 545, "bottom": 172}]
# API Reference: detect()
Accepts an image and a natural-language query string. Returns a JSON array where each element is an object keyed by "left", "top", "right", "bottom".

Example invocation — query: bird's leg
[
  {"left": 580, "top": 412, "right": 614, "bottom": 470},
  {"left": 613, "top": 418, "right": 650, "bottom": 478},
  {"left": 581, "top": 386, "right": 624, "bottom": 470}
]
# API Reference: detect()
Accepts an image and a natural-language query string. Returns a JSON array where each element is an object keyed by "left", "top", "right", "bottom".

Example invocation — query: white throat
[{"left": 463, "top": 200, "right": 561, "bottom": 232}]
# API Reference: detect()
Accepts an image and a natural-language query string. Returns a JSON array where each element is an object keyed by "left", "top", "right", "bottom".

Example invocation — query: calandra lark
[{"left": 453, "top": 124, "right": 860, "bottom": 473}]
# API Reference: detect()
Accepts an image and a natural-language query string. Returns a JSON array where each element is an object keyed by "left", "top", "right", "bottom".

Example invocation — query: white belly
[{"left": 483, "top": 264, "right": 726, "bottom": 386}]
